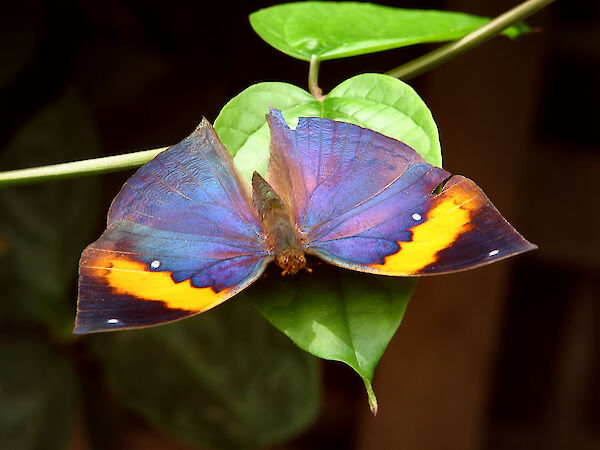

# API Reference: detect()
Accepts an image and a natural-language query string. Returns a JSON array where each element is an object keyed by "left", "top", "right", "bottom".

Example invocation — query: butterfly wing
[
  {"left": 265, "top": 110, "right": 535, "bottom": 276},
  {"left": 266, "top": 109, "right": 426, "bottom": 228},
  {"left": 75, "top": 119, "right": 271, "bottom": 334}
]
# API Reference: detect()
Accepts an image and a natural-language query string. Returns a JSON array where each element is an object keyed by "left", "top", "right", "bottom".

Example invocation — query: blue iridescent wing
[
  {"left": 265, "top": 110, "right": 535, "bottom": 276},
  {"left": 266, "top": 109, "right": 425, "bottom": 227},
  {"left": 75, "top": 119, "right": 271, "bottom": 334}
]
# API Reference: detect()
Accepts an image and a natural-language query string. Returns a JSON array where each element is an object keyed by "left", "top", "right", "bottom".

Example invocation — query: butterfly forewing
[
  {"left": 266, "top": 109, "right": 425, "bottom": 230},
  {"left": 75, "top": 120, "right": 271, "bottom": 334}
]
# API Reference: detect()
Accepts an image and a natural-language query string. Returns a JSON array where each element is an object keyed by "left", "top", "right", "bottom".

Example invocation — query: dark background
[{"left": 1, "top": 0, "right": 599, "bottom": 449}]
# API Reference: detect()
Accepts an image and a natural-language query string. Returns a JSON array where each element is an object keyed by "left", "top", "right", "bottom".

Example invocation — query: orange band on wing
[
  {"left": 371, "top": 181, "right": 481, "bottom": 275},
  {"left": 85, "top": 252, "right": 231, "bottom": 312}
]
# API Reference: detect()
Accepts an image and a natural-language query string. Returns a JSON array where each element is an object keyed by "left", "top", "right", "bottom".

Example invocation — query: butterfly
[{"left": 74, "top": 108, "right": 536, "bottom": 333}]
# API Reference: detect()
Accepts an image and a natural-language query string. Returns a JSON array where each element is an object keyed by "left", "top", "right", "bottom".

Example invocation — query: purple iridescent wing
[
  {"left": 265, "top": 109, "right": 535, "bottom": 276},
  {"left": 75, "top": 119, "right": 271, "bottom": 334}
]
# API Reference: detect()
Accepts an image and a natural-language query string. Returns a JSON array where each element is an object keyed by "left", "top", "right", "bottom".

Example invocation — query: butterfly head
[{"left": 276, "top": 248, "right": 307, "bottom": 276}]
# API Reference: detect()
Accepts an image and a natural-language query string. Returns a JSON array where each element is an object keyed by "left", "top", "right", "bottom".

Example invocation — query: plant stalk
[
  {"left": 0, "top": 148, "right": 167, "bottom": 187},
  {"left": 308, "top": 55, "right": 325, "bottom": 100},
  {"left": 386, "top": 0, "right": 555, "bottom": 80}
]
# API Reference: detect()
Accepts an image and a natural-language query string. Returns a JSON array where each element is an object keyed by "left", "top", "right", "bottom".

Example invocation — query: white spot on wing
[
  {"left": 411, "top": 213, "right": 421, "bottom": 221},
  {"left": 107, "top": 318, "right": 119, "bottom": 324},
  {"left": 151, "top": 260, "right": 161, "bottom": 269},
  {"left": 488, "top": 249, "right": 499, "bottom": 257}
]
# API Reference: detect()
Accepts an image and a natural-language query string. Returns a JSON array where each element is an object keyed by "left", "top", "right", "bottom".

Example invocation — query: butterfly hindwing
[
  {"left": 307, "top": 169, "right": 535, "bottom": 275},
  {"left": 265, "top": 110, "right": 535, "bottom": 276},
  {"left": 75, "top": 120, "right": 271, "bottom": 333}
]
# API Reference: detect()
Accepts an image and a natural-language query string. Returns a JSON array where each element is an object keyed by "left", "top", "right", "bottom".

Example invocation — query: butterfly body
[
  {"left": 252, "top": 171, "right": 307, "bottom": 275},
  {"left": 74, "top": 109, "right": 535, "bottom": 334}
]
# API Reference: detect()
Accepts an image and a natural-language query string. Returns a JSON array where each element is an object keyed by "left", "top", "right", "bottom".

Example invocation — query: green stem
[
  {"left": 386, "top": 0, "right": 555, "bottom": 80},
  {"left": 0, "top": 148, "right": 167, "bottom": 187},
  {"left": 308, "top": 55, "right": 325, "bottom": 100},
  {"left": 364, "top": 378, "right": 379, "bottom": 416},
  {"left": 0, "top": 0, "right": 554, "bottom": 188}
]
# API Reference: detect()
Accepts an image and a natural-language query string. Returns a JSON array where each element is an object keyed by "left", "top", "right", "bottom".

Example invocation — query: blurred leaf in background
[
  {"left": 0, "top": 91, "right": 100, "bottom": 449},
  {"left": 0, "top": 336, "right": 79, "bottom": 450},
  {"left": 0, "top": 91, "right": 101, "bottom": 335},
  {"left": 92, "top": 300, "right": 320, "bottom": 448}
]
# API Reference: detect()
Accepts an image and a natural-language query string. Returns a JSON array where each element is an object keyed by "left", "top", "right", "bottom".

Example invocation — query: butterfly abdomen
[{"left": 251, "top": 171, "right": 306, "bottom": 275}]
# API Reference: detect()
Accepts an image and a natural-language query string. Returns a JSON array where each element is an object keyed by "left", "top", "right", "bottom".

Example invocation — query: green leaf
[
  {"left": 249, "top": 266, "right": 416, "bottom": 414},
  {"left": 323, "top": 74, "right": 441, "bottom": 166},
  {"left": 214, "top": 74, "right": 436, "bottom": 410},
  {"left": 0, "top": 336, "right": 79, "bottom": 450},
  {"left": 250, "top": 2, "right": 529, "bottom": 62},
  {"left": 213, "top": 82, "right": 318, "bottom": 181},
  {"left": 92, "top": 300, "right": 319, "bottom": 448},
  {"left": 0, "top": 91, "right": 101, "bottom": 336},
  {"left": 215, "top": 73, "right": 440, "bottom": 183}
]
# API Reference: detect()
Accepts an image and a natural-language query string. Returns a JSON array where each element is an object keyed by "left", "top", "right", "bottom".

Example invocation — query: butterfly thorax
[{"left": 252, "top": 172, "right": 306, "bottom": 275}]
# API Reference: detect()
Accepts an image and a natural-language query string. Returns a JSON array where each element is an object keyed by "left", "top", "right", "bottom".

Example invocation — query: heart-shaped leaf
[
  {"left": 249, "top": 266, "right": 416, "bottom": 413},
  {"left": 250, "top": 2, "right": 529, "bottom": 62},
  {"left": 214, "top": 74, "right": 437, "bottom": 410},
  {"left": 92, "top": 300, "right": 319, "bottom": 448},
  {"left": 213, "top": 82, "right": 318, "bottom": 181},
  {"left": 323, "top": 74, "right": 441, "bottom": 166},
  {"left": 214, "top": 73, "right": 440, "bottom": 183}
]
